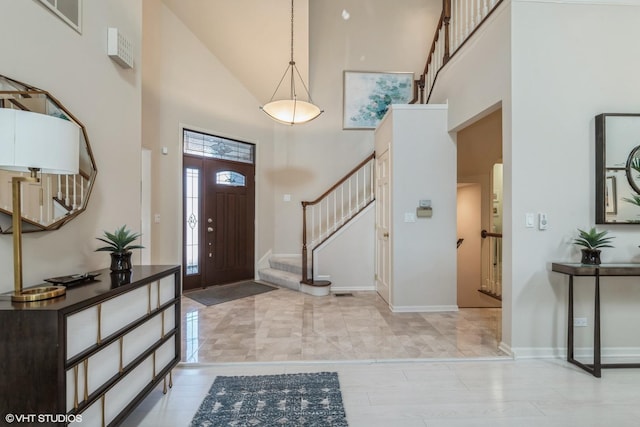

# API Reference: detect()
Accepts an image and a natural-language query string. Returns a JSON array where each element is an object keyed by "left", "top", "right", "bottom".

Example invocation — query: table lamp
[{"left": 0, "top": 108, "right": 79, "bottom": 302}]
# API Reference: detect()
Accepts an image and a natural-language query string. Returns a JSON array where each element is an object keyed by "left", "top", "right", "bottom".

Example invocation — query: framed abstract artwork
[{"left": 343, "top": 71, "right": 414, "bottom": 130}]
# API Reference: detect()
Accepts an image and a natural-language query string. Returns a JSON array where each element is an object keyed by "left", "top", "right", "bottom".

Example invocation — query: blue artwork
[{"left": 343, "top": 71, "right": 414, "bottom": 129}]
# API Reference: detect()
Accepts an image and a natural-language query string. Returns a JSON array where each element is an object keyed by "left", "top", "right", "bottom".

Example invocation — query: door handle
[{"left": 207, "top": 227, "right": 214, "bottom": 232}]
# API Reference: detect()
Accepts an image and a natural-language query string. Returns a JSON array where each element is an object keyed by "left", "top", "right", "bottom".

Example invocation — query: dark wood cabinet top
[{"left": 0, "top": 265, "right": 180, "bottom": 313}]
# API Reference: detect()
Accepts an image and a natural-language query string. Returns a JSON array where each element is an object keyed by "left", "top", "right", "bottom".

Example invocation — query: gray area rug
[
  {"left": 185, "top": 281, "right": 276, "bottom": 306},
  {"left": 190, "top": 372, "right": 348, "bottom": 427}
]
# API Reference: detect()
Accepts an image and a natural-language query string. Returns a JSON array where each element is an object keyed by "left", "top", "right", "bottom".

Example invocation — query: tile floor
[
  {"left": 180, "top": 286, "right": 505, "bottom": 363},
  {"left": 122, "top": 287, "right": 640, "bottom": 426},
  {"left": 123, "top": 359, "right": 640, "bottom": 426}
]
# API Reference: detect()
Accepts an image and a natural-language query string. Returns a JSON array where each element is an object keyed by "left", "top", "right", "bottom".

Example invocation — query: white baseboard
[
  {"left": 498, "top": 342, "right": 514, "bottom": 357},
  {"left": 391, "top": 304, "right": 459, "bottom": 313},
  {"left": 257, "top": 249, "right": 272, "bottom": 272},
  {"left": 510, "top": 346, "right": 640, "bottom": 360},
  {"left": 330, "top": 286, "right": 376, "bottom": 292}
]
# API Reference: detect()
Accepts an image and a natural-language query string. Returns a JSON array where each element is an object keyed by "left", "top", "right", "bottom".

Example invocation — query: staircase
[
  {"left": 259, "top": 153, "right": 376, "bottom": 296},
  {"left": 258, "top": 255, "right": 330, "bottom": 296}
]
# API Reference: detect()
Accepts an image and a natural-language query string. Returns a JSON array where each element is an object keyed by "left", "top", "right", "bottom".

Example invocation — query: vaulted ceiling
[
  {"left": 159, "top": 1, "right": 441, "bottom": 105},
  {"left": 160, "top": 0, "right": 310, "bottom": 104}
]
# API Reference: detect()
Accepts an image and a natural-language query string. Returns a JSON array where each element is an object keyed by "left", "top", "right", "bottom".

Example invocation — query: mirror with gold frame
[{"left": 0, "top": 74, "right": 97, "bottom": 233}]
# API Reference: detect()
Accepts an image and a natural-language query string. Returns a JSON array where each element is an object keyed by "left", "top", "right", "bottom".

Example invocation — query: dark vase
[
  {"left": 110, "top": 251, "right": 132, "bottom": 272},
  {"left": 581, "top": 248, "right": 601, "bottom": 265},
  {"left": 110, "top": 270, "right": 132, "bottom": 287}
]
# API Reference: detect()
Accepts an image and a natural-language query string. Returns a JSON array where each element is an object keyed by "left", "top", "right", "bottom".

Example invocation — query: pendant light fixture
[{"left": 260, "top": 0, "right": 323, "bottom": 125}]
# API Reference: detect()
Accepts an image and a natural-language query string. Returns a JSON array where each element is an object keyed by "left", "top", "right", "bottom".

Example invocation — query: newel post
[
  {"left": 443, "top": 0, "right": 451, "bottom": 64},
  {"left": 301, "top": 201, "right": 308, "bottom": 284}
]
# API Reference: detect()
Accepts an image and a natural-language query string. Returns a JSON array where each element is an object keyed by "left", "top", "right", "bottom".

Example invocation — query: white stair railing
[
  {"left": 301, "top": 153, "right": 375, "bottom": 283},
  {"left": 480, "top": 229, "right": 502, "bottom": 300}
]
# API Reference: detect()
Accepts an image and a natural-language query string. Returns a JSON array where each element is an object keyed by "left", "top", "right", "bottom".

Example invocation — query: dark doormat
[
  {"left": 184, "top": 281, "right": 277, "bottom": 306},
  {"left": 190, "top": 372, "right": 348, "bottom": 426}
]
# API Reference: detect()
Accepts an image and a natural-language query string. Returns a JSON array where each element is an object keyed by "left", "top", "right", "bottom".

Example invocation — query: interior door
[
  {"left": 183, "top": 155, "right": 255, "bottom": 290},
  {"left": 375, "top": 149, "right": 391, "bottom": 303}
]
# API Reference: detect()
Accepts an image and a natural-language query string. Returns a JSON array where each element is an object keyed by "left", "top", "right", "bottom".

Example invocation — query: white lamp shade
[
  {"left": 261, "top": 99, "right": 323, "bottom": 125},
  {"left": 0, "top": 109, "right": 80, "bottom": 175}
]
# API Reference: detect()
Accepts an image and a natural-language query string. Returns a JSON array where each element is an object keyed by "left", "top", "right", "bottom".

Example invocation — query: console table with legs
[{"left": 551, "top": 262, "right": 640, "bottom": 377}]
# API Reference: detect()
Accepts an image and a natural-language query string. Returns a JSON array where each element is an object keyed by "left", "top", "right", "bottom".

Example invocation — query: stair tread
[{"left": 258, "top": 267, "right": 300, "bottom": 292}]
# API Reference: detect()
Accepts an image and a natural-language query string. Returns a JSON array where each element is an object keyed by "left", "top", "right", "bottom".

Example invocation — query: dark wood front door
[{"left": 183, "top": 155, "right": 255, "bottom": 290}]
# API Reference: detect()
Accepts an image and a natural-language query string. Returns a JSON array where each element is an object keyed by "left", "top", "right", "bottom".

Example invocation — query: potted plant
[
  {"left": 573, "top": 227, "right": 614, "bottom": 265},
  {"left": 96, "top": 225, "right": 144, "bottom": 272}
]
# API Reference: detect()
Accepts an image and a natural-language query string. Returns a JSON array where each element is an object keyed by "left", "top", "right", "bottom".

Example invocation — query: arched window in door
[{"left": 216, "top": 171, "right": 246, "bottom": 187}]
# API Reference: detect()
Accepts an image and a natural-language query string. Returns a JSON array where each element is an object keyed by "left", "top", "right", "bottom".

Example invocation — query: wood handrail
[
  {"left": 301, "top": 152, "right": 376, "bottom": 207},
  {"left": 481, "top": 229, "right": 502, "bottom": 239}
]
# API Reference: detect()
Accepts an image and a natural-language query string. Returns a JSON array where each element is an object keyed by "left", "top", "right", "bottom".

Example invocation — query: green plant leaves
[
  {"left": 95, "top": 225, "right": 144, "bottom": 252},
  {"left": 573, "top": 227, "right": 615, "bottom": 249}
]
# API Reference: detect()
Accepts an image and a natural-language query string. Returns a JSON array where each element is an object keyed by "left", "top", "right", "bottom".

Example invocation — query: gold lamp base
[{"left": 12, "top": 285, "right": 66, "bottom": 303}]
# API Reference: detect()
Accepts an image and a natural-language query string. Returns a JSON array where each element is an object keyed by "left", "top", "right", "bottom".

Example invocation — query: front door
[{"left": 182, "top": 132, "right": 255, "bottom": 291}]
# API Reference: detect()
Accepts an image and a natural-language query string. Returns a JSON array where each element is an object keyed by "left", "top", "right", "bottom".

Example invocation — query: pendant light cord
[{"left": 290, "top": 0, "right": 295, "bottom": 64}]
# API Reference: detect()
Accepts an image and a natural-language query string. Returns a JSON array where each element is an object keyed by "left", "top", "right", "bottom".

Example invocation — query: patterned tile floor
[{"left": 180, "top": 286, "right": 505, "bottom": 363}]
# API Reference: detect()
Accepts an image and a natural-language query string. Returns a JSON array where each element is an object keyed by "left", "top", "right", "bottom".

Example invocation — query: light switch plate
[
  {"left": 525, "top": 213, "right": 535, "bottom": 228},
  {"left": 404, "top": 212, "right": 416, "bottom": 223}
]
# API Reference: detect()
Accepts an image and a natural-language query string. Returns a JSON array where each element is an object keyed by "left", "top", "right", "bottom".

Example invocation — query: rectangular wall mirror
[{"left": 596, "top": 113, "right": 640, "bottom": 224}]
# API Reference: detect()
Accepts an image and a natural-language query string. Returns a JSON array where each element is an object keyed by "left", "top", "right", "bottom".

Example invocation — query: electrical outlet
[{"left": 573, "top": 317, "right": 588, "bottom": 327}]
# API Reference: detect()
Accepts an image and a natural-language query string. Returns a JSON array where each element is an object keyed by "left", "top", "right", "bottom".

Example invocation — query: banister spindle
[{"left": 443, "top": 0, "right": 451, "bottom": 63}]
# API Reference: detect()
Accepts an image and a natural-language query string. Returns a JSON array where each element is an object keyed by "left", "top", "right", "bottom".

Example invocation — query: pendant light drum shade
[{"left": 260, "top": 0, "right": 323, "bottom": 125}]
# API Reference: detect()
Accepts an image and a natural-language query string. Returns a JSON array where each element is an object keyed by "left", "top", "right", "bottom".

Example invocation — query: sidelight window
[{"left": 185, "top": 168, "right": 199, "bottom": 275}]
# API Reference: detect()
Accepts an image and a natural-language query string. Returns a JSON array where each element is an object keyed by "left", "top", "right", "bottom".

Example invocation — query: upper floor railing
[{"left": 416, "top": 0, "right": 503, "bottom": 103}]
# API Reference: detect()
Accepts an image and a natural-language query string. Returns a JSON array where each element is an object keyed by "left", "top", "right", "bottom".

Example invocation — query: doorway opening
[
  {"left": 456, "top": 109, "right": 502, "bottom": 308},
  {"left": 182, "top": 129, "right": 255, "bottom": 291}
]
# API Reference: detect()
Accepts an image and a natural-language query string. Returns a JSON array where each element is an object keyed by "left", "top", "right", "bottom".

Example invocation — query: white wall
[
  {"left": 433, "top": 0, "right": 640, "bottom": 356},
  {"left": 0, "top": 0, "right": 143, "bottom": 292},
  {"left": 141, "top": 1, "right": 275, "bottom": 267},
  {"left": 378, "top": 105, "right": 457, "bottom": 311},
  {"left": 510, "top": 0, "right": 640, "bottom": 356},
  {"left": 315, "top": 204, "right": 375, "bottom": 291}
]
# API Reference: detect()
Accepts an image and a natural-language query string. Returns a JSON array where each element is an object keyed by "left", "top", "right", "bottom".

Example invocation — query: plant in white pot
[
  {"left": 95, "top": 225, "right": 144, "bottom": 272},
  {"left": 573, "top": 227, "right": 614, "bottom": 265}
]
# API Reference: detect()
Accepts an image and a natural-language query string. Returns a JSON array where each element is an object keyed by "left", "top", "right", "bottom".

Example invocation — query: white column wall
[
  {"left": 377, "top": 105, "right": 457, "bottom": 311},
  {"left": 430, "top": 1, "right": 513, "bottom": 349}
]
